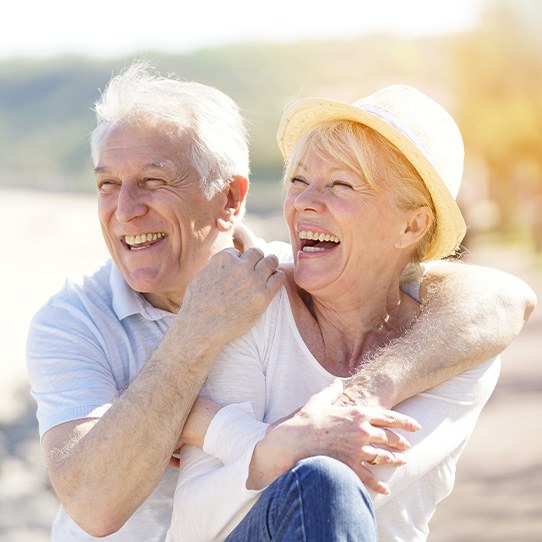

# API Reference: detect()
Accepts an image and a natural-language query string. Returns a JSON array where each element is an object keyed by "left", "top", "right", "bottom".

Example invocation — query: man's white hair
[{"left": 90, "top": 60, "right": 250, "bottom": 199}]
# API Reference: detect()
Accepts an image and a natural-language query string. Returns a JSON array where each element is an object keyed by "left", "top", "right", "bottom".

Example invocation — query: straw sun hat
[{"left": 277, "top": 84, "right": 467, "bottom": 261}]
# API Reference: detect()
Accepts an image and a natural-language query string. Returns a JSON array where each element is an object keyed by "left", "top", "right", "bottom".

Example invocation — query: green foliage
[{"left": 0, "top": 35, "right": 448, "bottom": 191}]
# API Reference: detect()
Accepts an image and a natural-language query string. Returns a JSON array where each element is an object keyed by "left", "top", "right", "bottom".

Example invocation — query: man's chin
[{"left": 123, "top": 268, "right": 163, "bottom": 294}]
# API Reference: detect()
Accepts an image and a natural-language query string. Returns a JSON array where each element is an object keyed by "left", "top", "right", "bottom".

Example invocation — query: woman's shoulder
[{"left": 245, "top": 268, "right": 299, "bottom": 345}]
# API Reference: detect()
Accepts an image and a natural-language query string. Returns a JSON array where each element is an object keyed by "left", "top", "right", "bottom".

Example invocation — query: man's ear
[
  {"left": 395, "top": 207, "right": 432, "bottom": 249},
  {"left": 216, "top": 176, "right": 249, "bottom": 232}
]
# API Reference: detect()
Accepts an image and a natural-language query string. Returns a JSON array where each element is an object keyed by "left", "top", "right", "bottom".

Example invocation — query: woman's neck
[{"left": 290, "top": 279, "right": 419, "bottom": 377}]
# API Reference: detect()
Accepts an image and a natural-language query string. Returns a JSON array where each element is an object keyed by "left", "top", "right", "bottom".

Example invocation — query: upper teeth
[
  {"left": 124, "top": 232, "right": 166, "bottom": 245},
  {"left": 298, "top": 230, "right": 340, "bottom": 243}
]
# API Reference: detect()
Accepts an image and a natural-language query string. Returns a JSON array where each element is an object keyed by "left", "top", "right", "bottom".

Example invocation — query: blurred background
[{"left": 1, "top": 0, "right": 540, "bottom": 540}]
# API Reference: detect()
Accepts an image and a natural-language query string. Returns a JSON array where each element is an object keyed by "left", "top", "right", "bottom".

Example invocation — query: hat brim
[{"left": 277, "top": 97, "right": 466, "bottom": 261}]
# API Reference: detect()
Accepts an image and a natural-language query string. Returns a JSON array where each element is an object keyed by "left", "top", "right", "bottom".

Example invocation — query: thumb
[{"left": 306, "top": 378, "right": 344, "bottom": 407}]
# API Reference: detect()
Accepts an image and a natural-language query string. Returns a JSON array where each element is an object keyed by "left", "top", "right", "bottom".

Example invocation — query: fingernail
[{"left": 395, "top": 453, "right": 406, "bottom": 464}]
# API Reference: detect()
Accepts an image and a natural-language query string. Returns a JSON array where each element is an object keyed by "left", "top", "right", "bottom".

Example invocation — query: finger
[
  {"left": 362, "top": 446, "right": 406, "bottom": 466},
  {"left": 364, "top": 426, "right": 411, "bottom": 451},
  {"left": 220, "top": 247, "right": 242, "bottom": 258},
  {"left": 365, "top": 409, "right": 421, "bottom": 432},
  {"left": 254, "top": 253, "right": 280, "bottom": 274},
  {"left": 381, "top": 427, "right": 412, "bottom": 451},
  {"left": 239, "top": 247, "right": 265, "bottom": 265},
  {"left": 351, "top": 463, "right": 391, "bottom": 496},
  {"left": 265, "top": 268, "right": 286, "bottom": 293}
]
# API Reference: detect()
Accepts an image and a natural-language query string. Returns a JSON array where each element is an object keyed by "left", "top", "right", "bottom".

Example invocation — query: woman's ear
[
  {"left": 395, "top": 207, "right": 432, "bottom": 249},
  {"left": 216, "top": 176, "right": 249, "bottom": 232}
]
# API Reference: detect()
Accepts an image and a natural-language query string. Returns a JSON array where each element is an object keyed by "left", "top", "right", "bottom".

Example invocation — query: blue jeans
[{"left": 225, "top": 456, "right": 377, "bottom": 542}]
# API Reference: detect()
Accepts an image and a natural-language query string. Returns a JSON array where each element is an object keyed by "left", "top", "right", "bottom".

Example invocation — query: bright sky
[{"left": 1, "top": 0, "right": 489, "bottom": 58}]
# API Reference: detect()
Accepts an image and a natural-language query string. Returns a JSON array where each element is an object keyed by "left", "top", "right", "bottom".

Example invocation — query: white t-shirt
[{"left": 166, "top": 287, "right": 500, "bottom": 542}]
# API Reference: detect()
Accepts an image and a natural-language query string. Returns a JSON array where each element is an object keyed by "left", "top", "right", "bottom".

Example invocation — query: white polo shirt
[{"left": 26, "top": 226, "right": 290, "bottom": 542}]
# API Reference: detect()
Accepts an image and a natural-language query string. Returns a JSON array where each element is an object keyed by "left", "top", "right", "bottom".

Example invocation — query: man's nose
[{"left": 115, "top": 182, "right": 148, "bottom": 223}]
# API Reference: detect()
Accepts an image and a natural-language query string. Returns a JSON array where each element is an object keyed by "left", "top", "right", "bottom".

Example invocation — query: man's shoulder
[{"left": 34, "top": 260, "right": 115, "bottom": 320}]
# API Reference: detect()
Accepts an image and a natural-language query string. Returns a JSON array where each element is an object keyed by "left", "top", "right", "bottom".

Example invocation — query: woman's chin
[{"left": 294, "top": 266, "right": 336, "bottom": 295}]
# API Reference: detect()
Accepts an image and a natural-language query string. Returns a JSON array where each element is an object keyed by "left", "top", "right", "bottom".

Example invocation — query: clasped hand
[
  {"left": 178, "top": 247, "right": 285, "bottom": 344},
  {"left": 258, "top": 380, "right": 421, "bottom": 495}
]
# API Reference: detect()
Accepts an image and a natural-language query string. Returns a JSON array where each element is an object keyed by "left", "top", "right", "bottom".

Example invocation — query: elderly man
[{"left": 27, "top": 61, "right": 535, "bottom": 541}]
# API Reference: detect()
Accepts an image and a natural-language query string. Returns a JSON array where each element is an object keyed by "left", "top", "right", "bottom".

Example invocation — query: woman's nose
[{"left": 294, "top": 184, "right": 326, "bottom": 213}]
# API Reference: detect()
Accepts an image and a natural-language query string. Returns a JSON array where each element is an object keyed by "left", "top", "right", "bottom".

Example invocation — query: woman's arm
[
  {"left": 371, "top": 356, "right": 501, "bottom": 540},
  {"left": 245, "top": 381, "right": 419, "bottom": 493},
  {"left": 170, "top": 314, "right": 418, "bottom": 541},
  {"left": 172, "top": 388, "right": 418, "bottom": 542},
  {"left": 339, "top": 261, "right": 536, "bottom": 408}
]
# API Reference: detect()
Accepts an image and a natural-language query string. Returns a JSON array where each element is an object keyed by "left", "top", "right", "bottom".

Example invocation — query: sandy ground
[{"left": 1, "top": 187, "right": 541, "bottom": 541}]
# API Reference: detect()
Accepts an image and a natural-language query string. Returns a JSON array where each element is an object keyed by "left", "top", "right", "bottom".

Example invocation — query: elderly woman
[{"left": 166, "top": 86, "right": 518, "bottom": 541}]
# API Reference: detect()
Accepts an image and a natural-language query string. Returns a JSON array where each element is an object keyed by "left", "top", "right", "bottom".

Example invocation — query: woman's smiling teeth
[
  {"left": 298, "top": 230, "right": 340, "bottom": 252},
  {"left": 124, "top": 232, "right": 166, "bottom": 249}
]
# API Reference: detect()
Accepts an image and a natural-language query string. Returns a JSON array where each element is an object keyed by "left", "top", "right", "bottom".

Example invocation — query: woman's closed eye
[
  {"left": 330, "top": 180, "right": 354, "bottom": 190},
  {"left": 290, "top": 176, "right": 308, "bottom": 187}
]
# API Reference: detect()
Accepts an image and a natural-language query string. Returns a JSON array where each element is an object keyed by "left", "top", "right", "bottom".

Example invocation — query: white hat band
[{"left": 357, "top": 103, "right": 436, "bottom": 173}]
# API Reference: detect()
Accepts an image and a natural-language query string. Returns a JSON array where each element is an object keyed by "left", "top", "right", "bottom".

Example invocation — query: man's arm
[
  {"left": 40, "top": 248, "right": 284, "bottom": 537},
  {"left": 180, "top": 261, "right": 535, "bottom": 500},
  {"left": 339, "top": 260, "right": 537, "bottom": 408},
  {"left": 222, "top": 262, "right": 535, "bottom": 495},
  {"left": 244, "top": 382, "right": 419, "bottom": 493},
  {"left": 172, "top": 377, "right": 420, "bottom": 541}
]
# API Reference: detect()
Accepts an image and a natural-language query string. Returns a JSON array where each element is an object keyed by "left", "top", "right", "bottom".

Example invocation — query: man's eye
[
  {"left": 145, "top": 178, "right": 166, "bottom": 188},
  {"left": 97, "top": 180, "right": 117, "bottom": 193},
  {"left": 290, "top": 177, "right": 307, "bottom": 186}
]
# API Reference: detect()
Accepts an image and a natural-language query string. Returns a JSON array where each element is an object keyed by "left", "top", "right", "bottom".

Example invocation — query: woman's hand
[{"left": 248, "top": 380, "right": 421, "bottom": 494}]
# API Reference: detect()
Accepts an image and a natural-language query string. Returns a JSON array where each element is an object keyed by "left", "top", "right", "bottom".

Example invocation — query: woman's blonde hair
[{"left": 284, "top": 120, "right": 437, "bottom": 264}]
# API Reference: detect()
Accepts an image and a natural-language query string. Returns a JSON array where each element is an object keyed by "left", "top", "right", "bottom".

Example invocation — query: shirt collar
[
  {"left": 108, "top": 224, "right": 264, "bottom": 321},
  {"left": 109, "top": 261, "right": 174, "bottom": 321}
]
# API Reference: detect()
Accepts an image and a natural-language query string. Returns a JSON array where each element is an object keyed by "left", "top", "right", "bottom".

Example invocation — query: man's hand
[
  {"left": 248, "top": 380, "right": 421, "bottom": 495},
  {"left": 42, "top": 249, "right": 284, "bottom": 537},
  {"left": 179, "top": 248, "right": 285, "bottom": 344}
]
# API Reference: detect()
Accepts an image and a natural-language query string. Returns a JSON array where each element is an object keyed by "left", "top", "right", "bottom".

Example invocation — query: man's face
[{"left": 95, "top": 123, "right": 228, "bottom": 311}]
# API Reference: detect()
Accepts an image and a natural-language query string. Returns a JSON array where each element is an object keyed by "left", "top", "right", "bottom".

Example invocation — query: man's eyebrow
[
  {"left": 93, "top": 161, "right": 177, "bottom": 174},
  {"left": 147, "top": 160, "right": 176, "bottom": 171}
]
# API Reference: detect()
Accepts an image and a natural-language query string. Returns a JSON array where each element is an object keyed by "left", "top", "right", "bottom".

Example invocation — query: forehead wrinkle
[
  {"left": 149, "top": 160, "right": 175, "bottom": 170},
  {"left": 94, "top": 160, "right": 177, "bottom": 175},
  {"left": 296, "top": 158, "right": 351, "bottom": 176}
]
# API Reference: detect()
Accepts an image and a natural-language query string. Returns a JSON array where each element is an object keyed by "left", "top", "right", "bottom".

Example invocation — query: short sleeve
[{"left": 26, "top": 294, "right": 118, "bottom": 439}]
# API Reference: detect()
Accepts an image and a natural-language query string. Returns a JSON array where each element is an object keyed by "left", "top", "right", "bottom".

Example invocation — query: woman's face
[{"left": 283, "top": 149, "right": 409, "bottom": 297}]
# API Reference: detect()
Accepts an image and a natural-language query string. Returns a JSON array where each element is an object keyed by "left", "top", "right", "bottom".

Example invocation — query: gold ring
[{"left": 368, "top": 453, "right": 382, "bottom": 466}]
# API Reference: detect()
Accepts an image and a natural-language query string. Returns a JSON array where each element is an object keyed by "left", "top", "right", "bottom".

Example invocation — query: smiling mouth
[
  {"left": 124, "top": 232, "right": 167, "bottom": 250},
  {"left": 298, "top": 230, "right": 340, "bottom": 253}
]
